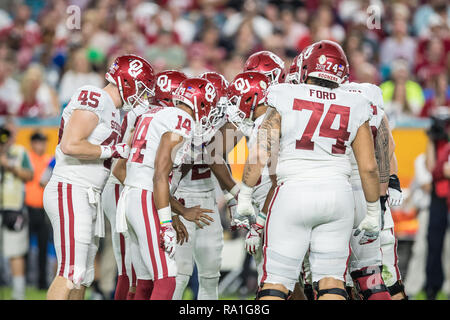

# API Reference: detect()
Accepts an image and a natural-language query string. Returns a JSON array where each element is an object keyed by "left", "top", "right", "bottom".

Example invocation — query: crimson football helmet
[
  {"left": 105, "top": 54, "right": 155, "bottom": 111},
  {"left": 292, "top": 40, "right": 349, "bottom": 85},
  {"left": 200, "top": 71, "right": 229, "bottom": 128},
  {"left": 152, "top": 70, "right": 187, "bottom": 107},
  {"left": 172, "top": 77, "right": 218, "bottom": 138},
  {"left": 226, "top": 71, "right": 270, "bottom": 136},
  {"left": 244, "top": 51, "right": 286, "bottom": 85}
]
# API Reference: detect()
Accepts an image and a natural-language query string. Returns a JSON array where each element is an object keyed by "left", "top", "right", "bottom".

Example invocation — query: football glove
[
  {"left": 100, "top": 143, "right": 130, "bottom": 159},
  {"left": 354, "top": 201, "right": 381, "bottom": 245},
  {"left": 245, "top": 213, "right": 266, "bottom": 255},
  {"left": 388, "top": 174, "right": 403, "bottom": 207},
  {"left": 235, "top": 183, "right": 256, "bottom": 229},
  {"left": 160, "top": 223, "right": 177, "bottom": 258}
]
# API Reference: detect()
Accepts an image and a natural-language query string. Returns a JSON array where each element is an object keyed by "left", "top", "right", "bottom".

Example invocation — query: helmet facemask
[{"left": 120, "top": 78, "right": 155, "bottom": 112}]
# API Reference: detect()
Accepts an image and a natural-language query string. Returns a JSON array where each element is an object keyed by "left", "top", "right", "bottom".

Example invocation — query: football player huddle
[{"left": 43, "top": 40, "right": 407, "bottom": 301}]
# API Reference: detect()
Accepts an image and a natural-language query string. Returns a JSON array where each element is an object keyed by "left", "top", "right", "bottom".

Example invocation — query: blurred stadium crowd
[{"left": 0, "top": 0, "right": 449, "bottom": 300}]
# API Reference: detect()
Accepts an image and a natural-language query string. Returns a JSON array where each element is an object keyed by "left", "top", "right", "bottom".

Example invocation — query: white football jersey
[
  {"left": 265, "top": 83, "right": 373, "bottom": 183},
  {"left": 51, "top": 85, "right": 121, "bottom": 190},
  {"left": 341, "top": 82, "right": 385, "bottom": 181},
  {"left": 107, "top": 105, "right": 149, "bottom": 185},
  {"left": 125, "top": 106, "right": 194, "bottom": 191}
]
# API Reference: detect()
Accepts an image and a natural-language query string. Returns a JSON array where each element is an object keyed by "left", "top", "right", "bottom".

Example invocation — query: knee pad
[
  {"left": 388, "top": 280, "right": 408, "bottom": 300},
  {"left": 350, "top": 266, "right": 390, "bottom": 300},
  {"left": 256, "top": 288, "right": 292, "bottom": 300},
  {"left": 198, "top": 277, "right": 219, "bottom": 300},
  {"left": 313, "top": 282, "right": 348, "bottom": 300}
]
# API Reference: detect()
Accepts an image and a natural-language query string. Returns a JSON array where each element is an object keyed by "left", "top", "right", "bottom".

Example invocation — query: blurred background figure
[
  {"left": 0, "top": 123, "right": 33, "bottom": 300},
  {"left": 424, "top": 107, "right": 450, "bottom": 299},
  {"left": 380, "top": 59, "right": 425, "bottom": 118},
  {"left": 58, "top": 48, "right": 103, "bottom": 107},
  {"left": 18, "top": 64, "right": 59, "bottom": 118},
  {"left": 25, "top": 131, "right": 51, "bottom": 291}
]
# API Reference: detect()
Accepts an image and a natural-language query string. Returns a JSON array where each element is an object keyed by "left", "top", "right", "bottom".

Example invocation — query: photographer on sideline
[
  {"left": 0, "top": 125, "right": 33, "bottom": 300},
  {"left": 425, "top": 106, "right": 450, "bottom": 299}
]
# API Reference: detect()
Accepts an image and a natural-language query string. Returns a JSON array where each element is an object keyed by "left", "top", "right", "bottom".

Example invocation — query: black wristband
[
  {"left": 388, "top": 174, "right": 402, "bottom": 192},
  {"left": 380, "top": 195, "right": 388, "bottom": 212}
]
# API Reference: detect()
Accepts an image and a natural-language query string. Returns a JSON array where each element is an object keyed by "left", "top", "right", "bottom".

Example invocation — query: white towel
[
  {"left": 87, "top": 187, "right": 104, "bottom": 238},
  {"left": 116, "top": 186, "right": 130, "bottom": 233}
]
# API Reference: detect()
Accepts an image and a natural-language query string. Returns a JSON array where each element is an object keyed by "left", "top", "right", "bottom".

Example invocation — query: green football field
[{"left": 0, "top": 286, "right": 447, "bottom": 300}]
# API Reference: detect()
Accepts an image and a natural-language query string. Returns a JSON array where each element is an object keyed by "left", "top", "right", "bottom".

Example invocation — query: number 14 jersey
[
  {"left": 125, "top": 106, "right": 194, "bottom": 191},
  {"left": 52, "top": 85, "right": 121, "bottom": 190},
  {"left": 265, "top": 83, "right": 373, "bottom": 183}
]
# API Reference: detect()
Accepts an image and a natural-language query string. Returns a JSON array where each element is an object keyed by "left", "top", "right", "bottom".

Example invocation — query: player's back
[
  {"left": 265, "top": 83, "right": 372, "bottom": 183},
  {"left": 52, "top": 85, "right": 121, "bottom": 190},
  {"left": 125, "top": 106, "right": 193, "bottom": 191}
]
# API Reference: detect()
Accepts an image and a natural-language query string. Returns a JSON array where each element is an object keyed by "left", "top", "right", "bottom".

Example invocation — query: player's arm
[
  {"left": 217, "top": 122, "right": 244, "bottom": 160},
  {"left": 210, "top": 159, "right": 238, "bottom": 193},
  {"left": 242, "top": 107, "right": 281, "bottom": 187},
  {"left": 238, "top": 107, "right": 281, "bottom": 221},
  {"left": 169, "top": 196, "right": 213, "bottom": 228},
  {"left": 352, "top": 121, "right": 381, "bottom": 244},
  {"left": 60, "top": 110, "right": 103, "bottom": 159},
  {"left": 374, "top": 115, "right": 391, "bottom": 194},
  {"left": 153, "top": 132, "right": 185, "bottom": 214},
  {"left": 112, "top": 158, "right": 127, "bottom": 184}
]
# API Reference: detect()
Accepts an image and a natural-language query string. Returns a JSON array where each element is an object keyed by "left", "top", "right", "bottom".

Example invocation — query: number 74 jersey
[
  {"left": 265, "top": 83, "right": 373, "bottom": 183},
  {"left": 52, "top": 85, "right": 121, "bottom": 190}
]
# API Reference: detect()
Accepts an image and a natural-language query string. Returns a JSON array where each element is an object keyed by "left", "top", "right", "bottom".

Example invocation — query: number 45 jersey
[
  {"left": 265, "top": 83, "right": 373, "bottom": 184},
  {"left": 125, "top": 106, "right": 194, "bottom": 191},
  {"left": 52, "top": 85, "right": 121, "bottom": 190}
]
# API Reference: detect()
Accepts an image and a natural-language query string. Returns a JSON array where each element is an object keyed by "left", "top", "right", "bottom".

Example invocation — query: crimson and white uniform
[
  {"left": 43, "top": 85, "right": 121, "bottom": 286},
  {"left": 117, "top": 106, "right": 193, "bottom": 281},
  {"left": 261, "top": 83, "right": 372, "bottom": 291},
  {"left": 172, "top": 158, "right": 224, "bottom": 299},
  {"left": 102, "top": 106, "right": 150, "bottom": 285},
  {"left": 343, "top": 83, "right": 385, "bottom": 275},
  {"left": 344, "top": 83, "right": 401, "bottom": 288}
]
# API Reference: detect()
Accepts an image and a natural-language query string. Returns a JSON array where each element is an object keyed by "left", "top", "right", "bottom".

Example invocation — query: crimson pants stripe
[
  {"left": 151, "top": 193, "right": 168, "bottom": 279},
  {"left": 67, "top": 184, "right": 75, "bottom": 281},
  {"left": 141, "top": 190, "right": 159, "bottom": 278},
  {"left": 261, "top": 184, "right": 282, "bottom": 284},
  {"left": 115, "top": 184, "right": 127, "bottom": 276},
  {"left": 57, "top": 182, "right": 66, "bottom": 277}
]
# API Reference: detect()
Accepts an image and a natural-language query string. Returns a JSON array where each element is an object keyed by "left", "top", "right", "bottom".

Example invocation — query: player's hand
[
  {"left": 245, "top": 223, "right": 264, "bottom": 255},
  {"left": 160, "top": 223, "right": 177, "bottom": 258},
  {"left": 182, "top": 205, "right": 214, "bottom": 229},
  {"left": 172, "top": 215, "right": 188, "bottom": 245},
  {"left": 388, "top": 174, "right": 403, "bottom": 207},
  {"left": 111, "top": 143, "right": 130, "bottom": 159},
  {"left": 354, "top": 215, "right": 380, "bottom": 245},
  {"left": 234, "top": 183, "right": 256, "bottom": 230}
]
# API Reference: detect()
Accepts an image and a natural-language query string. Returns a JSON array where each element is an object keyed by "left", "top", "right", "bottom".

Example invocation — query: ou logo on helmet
[
  {"left": 128, "top": 59, "right": 143, "bottom": 77},
  {"left": 303, "top": 45, "right": 315, "bottom": 60},
  {"left": 234, "top": 77, "right": 250, "bottom": 94},
  {"left": 204, "top": 83, "right": 216, "bottom": 103},
  {"left": 157, "top": 75, "right": 171, "bottom": 92}
]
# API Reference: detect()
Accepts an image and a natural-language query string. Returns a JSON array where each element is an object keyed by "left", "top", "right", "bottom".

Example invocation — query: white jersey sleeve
[
  {"left": 266, "top": 83, "right": 372, "bottom": 183},
  {"left": 125, "top": 107, "right": 194, "bottom": 191},
  {"left": 51, "top": 85, "right": 121, "bottom": 190}
]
